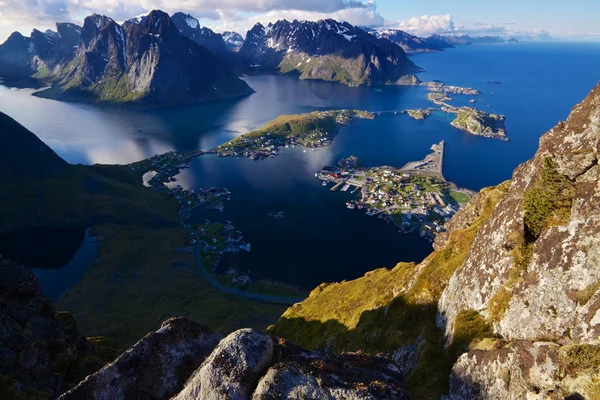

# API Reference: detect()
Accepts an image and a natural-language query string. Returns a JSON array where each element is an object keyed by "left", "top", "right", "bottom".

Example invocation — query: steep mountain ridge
[{"left": 239, "top": 19, "right": 420, "bottom": 86}]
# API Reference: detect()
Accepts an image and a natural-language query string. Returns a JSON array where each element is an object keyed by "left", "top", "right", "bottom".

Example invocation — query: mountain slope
[
  {"left": 171, "top": 12, "right": 229, "bottom": 56},
  {"left": 0, "top": 111, "right": 178, "bottom": 233},
  {"left": 239, "top": 19, "right": 420, "bottom": 86},
  {"left": 270, "top": 83, "right": 600, "bottom": 399}
]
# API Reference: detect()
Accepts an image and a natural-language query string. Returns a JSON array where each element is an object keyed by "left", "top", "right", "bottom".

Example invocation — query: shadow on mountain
[
  {"left": 271, "top": 296, "right": 491, "bottom": 399},
  {"left": 0, "top": 227, "right": 85, "bottom": 269}
]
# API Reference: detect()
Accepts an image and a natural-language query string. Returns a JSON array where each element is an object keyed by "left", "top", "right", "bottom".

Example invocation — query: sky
[{"left": 0, "top": 0, "right": 599, "bottom": 43}]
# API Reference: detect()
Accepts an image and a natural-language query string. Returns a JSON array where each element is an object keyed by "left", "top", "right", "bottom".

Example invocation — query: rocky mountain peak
[
  {"left": 222, "top": 31, "right": 243, "bottom": 51},
  {"left": 171, "top": 11, "right": 228, "bottom": 55},
  {"left": 239, "top": 18, "right": 418, "bottom": 86}
]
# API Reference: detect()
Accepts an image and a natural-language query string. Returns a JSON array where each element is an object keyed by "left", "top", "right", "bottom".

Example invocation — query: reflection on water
[{"left": 0, "top": 228, "right": 99, "bottom": 301}]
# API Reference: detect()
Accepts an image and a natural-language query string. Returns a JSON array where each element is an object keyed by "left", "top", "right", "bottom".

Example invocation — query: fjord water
[{"left": 1, "top": 42, "right": 599, "bottom": 289}]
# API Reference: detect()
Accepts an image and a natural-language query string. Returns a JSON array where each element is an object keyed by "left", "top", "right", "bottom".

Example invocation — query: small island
[
  {"left": 428, "top": 92, "right": 453, "bottom": 104},
  {"left": 405, "top": 108, "right": 434, "bottom": 120},
  {"left": 215, "top": 110, "right": 375, "bottom": 159},
  {"left": 450, "top": 107, "right": 507, "bottom": 140}
]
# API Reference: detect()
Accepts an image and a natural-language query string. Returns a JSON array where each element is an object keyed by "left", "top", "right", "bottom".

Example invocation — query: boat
[
  {"left": 346, "top": 202, "right": 356, "bottom": 209},
  {"left": 322, "top": 181, "right": 328, "bottom": 187},
  {"left": 314, "top": 173, "right": 318, "bottom": 178}
]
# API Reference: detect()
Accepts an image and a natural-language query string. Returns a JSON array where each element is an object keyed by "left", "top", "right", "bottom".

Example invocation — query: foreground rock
[
  {"left": 60, "top": 317, "right": 222, "bottom": 400},
  {"left": 448, "top": 340, "right": 600, "bottom": 399},
  {"left": 0, "top": 259, "right": 101, "bottom": 398},
  {"left": 174, "top": 329, "right": 273, "bottom": 400}
]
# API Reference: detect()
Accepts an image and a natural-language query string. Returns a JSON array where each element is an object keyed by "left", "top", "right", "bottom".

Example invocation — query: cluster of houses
[{"left": 319, "top": 162, "right": 465, "bottom": 242}]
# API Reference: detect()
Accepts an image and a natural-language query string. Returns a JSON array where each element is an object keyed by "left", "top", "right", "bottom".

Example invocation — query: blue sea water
[{"left": 1, "top": 42, "right": 599, "bottom": 289}]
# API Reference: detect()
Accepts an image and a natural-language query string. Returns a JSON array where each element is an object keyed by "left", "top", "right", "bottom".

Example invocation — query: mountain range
[
  {"left": 239, "top": 19, "right": 420, "bottom": 86},
  {"left": 0, "top": 10, "right": 520, "bottom": 105}
]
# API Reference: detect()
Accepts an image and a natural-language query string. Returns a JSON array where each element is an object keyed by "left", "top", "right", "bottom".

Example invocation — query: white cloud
[
  {"left": 389, "top": 14, "right": 457, "bottom": 36},
  {"left": 209, "top": 6, "right": 384, "bottom": 35},
  {"left": 384, "top": 14, "right": 554, "bottom": 41}
]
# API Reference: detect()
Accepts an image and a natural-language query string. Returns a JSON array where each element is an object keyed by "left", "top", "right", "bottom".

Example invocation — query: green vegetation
[
  {"left": 280, "top": 54, "right": 367, "bottom": 86},
  {"left": 451, "top": 310, "right": 495, "bottom": 354},
  {"left": 57, "top": 225, "right": 287, "bottom": 345},
  {"left": 450, "top": 191, "right": 470, "bottom": 204},
  {"left": 87, "top": 336, "right": 127, "bottom": 364},
  {"left": 488, "top": 229, "right": 534, "bottom": 322},
  {"left": 574, "top": 281, "right": 600, "bottom": 306},
  {"left": 558, "top": 344, "right": 600, "bottom": 399},
  {"left": 451, "top": 107, "right": 507, "bottom": 138},
  {"left": 216, "top": 110, "right": 374, "bottom": 156},
  {"left": 90, "top": 74, "right": 147, "bottom": 103},
  {"left": 0, "top": 113, "right": 178, "bottom": 233},
  {"left": 523, "top": 157, "right": 575, "bottom": 239},
  {"left": 270, "top": 181, "right": 511, "bottom": 399},
  {"left": 427, "top": 92, "right": 451, "bottom": 102},
  {"left": 406, "top": 109, "right": 432, "bottom": 120}
]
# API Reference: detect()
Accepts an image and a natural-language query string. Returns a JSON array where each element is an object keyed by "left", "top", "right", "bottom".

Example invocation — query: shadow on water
[{"left": 0, "top": 227, "right": 99, "bottom": 301}]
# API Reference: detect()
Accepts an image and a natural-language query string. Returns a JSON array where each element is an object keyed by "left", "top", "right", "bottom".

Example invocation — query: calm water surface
[{"left": 1, "top": 42, "right": 599, "bottom": 288}]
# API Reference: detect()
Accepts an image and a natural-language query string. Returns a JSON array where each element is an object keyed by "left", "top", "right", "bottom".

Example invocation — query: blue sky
[
  {"left": 375, "top": 0, "right": 600, "bottom": 36},
  {"left": 0, "top": 0, "right": 598, "bottom": 42}
]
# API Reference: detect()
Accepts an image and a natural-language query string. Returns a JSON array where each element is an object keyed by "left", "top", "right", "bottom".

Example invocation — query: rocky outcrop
[
  {"left": 439, "top": 83, "right": 600, "bottom": 342},
  {"left": 448, "top": 341, "right": 600, "bottom": 399},
  {"left": 239, "top": 19, "right": 420, "bottom": 86},
  {"left": 174, "top": 333, "right": 407, "bottom": 400},
  {"left": 0, "top": 259, "right": 101, "bottom": 398},
  {"left": 174, "top": 329, "right": 273, "bottom": 400},
  {"left": 60, "top": 317, "right": 222, "bottom": 400}
]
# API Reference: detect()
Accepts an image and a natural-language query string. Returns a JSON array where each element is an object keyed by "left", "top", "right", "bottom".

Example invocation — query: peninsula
[{"left": 215, "top": 110, "right": 375, "bottom": 159}]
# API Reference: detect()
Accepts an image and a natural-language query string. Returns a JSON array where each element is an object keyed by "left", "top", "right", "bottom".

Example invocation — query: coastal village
[
  {"left": 136, "top": 151, "right": 259, "bottom": 287},
  {"left": 317, "top": 142, "right": 473, "bottom": 241}
]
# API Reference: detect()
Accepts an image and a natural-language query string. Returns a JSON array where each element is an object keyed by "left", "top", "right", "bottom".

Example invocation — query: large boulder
[
  {"left": 60, "top": 317, "right": 221, "bottom": 400},
  {"left": 253, "top": 339, "right": 408, "bottom": 400},
  {"left": 174, "top": 329, "right": 274, "bottom": 400}
]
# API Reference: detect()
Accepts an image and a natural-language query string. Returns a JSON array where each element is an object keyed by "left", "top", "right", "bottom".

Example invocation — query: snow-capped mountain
[
  {"left": 239, "top": 19, "right": 420, "bottom": 86},
  {"left": 222, "top": 31, "right": 244, "bottom": 52},
  {"left": 171, "top": 12, "right": 228, "bottom": 56}
]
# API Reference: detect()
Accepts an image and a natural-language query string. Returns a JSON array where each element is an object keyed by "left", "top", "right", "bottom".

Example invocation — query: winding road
[{"left": 180, "top": 204, "right": 305, "bottom": 306}]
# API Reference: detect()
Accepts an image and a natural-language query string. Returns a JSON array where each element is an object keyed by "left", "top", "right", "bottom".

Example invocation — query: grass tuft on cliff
[{"left": 523, "top": 157, "right": 575, "bottom": 239}]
